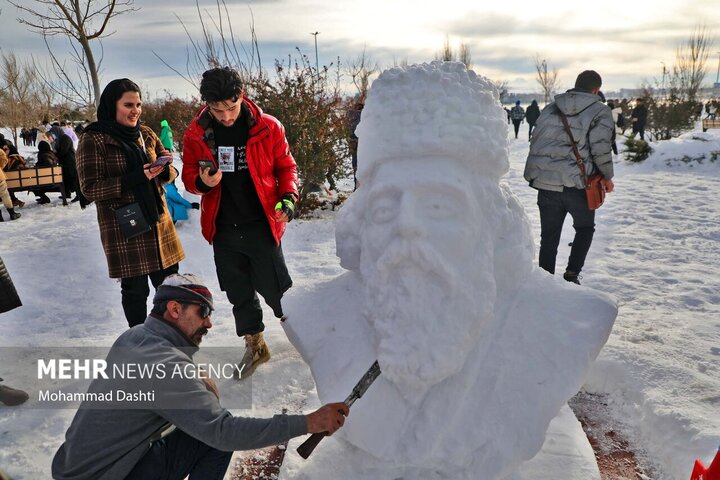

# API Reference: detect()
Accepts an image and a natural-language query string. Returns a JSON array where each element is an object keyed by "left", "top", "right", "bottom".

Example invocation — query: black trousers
[
  {"left": 120, "top": 263, "right": 179, "bottom": 328},
  {"left": 512, "top": 119, "right": 522, "bottom": 138},
  {"left": 126, "top": 429, "right": 232, "bottom": 480},
  {"left": 213, "top": 222, "right": 292, "bottom": 337},
  {"left": 632, "top": 123, "right": 645, "bottom": 140},
  {"left": 528, "top": 123, "right": 536, "bottom": 140},
  {"left": 537, "top": 188, "right": 595, "bottom": 275}
]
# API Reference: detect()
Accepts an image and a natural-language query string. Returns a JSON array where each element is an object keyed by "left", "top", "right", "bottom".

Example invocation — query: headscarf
[
  {"left": 84, "top": 78, "right": 163, "bottom": 224},
  {"left": 38, "top": 141, "right": 51, "bottom": 154}
]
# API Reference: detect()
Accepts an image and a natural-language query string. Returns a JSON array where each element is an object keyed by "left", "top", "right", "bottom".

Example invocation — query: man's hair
[
  {"left": 199, "top": 67, "right": 243, "bottom": 103},
  {"left": 574, "top": 70, "right": 602, "bottom": 91}
]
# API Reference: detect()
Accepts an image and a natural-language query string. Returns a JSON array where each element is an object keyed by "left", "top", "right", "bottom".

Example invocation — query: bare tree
[
  {"left": 436, "top": 36, "right": 455, "bottom": 62},
  {"left": 348, "top": 46, "right": 379, "bottom": 102},
  {"left": 9, "top": 0, "right": 137, "bottom": 109},
  {"left": 458, "top": 42, "right": 472, "bottom": 69},
  {"left": 434, "top": 37, "right": 472, "bottom": 69},
  {"left": 154, "top": 0, "right": 263, "bottom": 90},
  {"left": 392, "top": 57, "right": 409, "bottom": 68},
  {"left": 491, "top": 80, "right": 509, "bottom": 103},
  {"left": 675, "top": 25, "right": 713, "bottom": 102},
  {"left": 534, "top": 56, "right": 559, "bottom": 104},
  {"left": 0, "top": 53, "right": 40, "bottom": 145},
  {"left": 30, "top": 33, "right": 96, "bottom": 109}
]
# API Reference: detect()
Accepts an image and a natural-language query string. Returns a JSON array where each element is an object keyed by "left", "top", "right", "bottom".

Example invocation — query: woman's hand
[{"left": 144, "top": 165, "right": 164, "bottom": 180}]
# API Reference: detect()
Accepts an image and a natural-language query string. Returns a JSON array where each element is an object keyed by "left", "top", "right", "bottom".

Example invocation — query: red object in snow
[{"left": 691, "top": 447, "right": 720, "bottom": 480}]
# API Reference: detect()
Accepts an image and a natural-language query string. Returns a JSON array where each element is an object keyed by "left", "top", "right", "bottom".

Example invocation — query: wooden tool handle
[{"left": 296, "top": 431, "right": 327, "bottom": 459}]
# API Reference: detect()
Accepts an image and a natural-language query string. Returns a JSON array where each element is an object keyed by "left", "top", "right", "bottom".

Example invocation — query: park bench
[
  {"left": 702, "top": 118, "right": 720, "bottom": 132},
  {"left": 5, "top": 167, "right": 68, "bottom": 206}
]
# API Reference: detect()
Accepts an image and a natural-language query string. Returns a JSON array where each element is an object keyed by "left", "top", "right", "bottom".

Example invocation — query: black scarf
[{"left": 87, "top": 79, "right": 163, "bottom": 223}]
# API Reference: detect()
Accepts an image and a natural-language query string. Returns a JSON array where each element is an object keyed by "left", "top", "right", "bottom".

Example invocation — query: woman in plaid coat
[{"left": 77, "top": 79, "right": 185, "bottom": 327}]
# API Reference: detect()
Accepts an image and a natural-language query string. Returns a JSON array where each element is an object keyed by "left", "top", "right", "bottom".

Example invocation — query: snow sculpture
[{"left": 283, "top": 61, "right": 617, "bottom": 480}]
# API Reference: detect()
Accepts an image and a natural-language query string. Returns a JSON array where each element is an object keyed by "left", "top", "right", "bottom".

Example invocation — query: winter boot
[
  {"left": 236, "top": 332, "right": 271, "bottom": 380},
  {"left": 0, "top": 384, "right": 29, "bottom": 406},
  {"left": 7, "top": 208, "right": 20, "bottom": 221},
  {"left": 563, "top": 270, "right": 581, "bottom": 285}
]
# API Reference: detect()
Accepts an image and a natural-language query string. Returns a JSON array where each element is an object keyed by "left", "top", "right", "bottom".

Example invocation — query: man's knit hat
[{"left": 153, "top": 273, "right": 213, "bottom": 309}]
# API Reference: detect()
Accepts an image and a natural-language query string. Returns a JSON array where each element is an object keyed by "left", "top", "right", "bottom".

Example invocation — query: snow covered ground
[{"left": 0, "top": 123, "right": 719, "bottom": 479}]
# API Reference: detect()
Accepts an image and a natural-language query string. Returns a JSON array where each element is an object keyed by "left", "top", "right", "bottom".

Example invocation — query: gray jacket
[
  {"left": 52, "top": 316, "right": 307, "bottom": 480},
  {"left": 524, "top": 90, "right": 614, "bottom": 192}
]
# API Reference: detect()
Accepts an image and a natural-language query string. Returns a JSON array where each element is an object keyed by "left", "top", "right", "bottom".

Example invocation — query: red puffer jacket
[{"left": 182, "top": 98, "right": 298, "bottom": 244}]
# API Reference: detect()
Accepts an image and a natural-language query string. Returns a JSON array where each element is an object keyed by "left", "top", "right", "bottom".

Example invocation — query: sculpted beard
[{"left": 361, "top": 238, "right": 495, "bottom": 398}]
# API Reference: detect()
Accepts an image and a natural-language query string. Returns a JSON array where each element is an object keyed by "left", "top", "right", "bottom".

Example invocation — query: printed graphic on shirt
[
  {"left": 218, "top": 146, "right": 235, "bottom": 172},
  {"left": 237, "top": 146, "right": 248, "bottom": 172}
]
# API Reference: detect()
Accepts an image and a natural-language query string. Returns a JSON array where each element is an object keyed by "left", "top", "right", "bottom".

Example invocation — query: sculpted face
[{"left": 359, "top": 158, "right": 496, "bottom": 398}]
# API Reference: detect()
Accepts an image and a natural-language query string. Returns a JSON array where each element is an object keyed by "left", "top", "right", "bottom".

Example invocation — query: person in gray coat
[
  {"left": 52, "top": 273, "right": 349, "bottom": 480},
  {"left": 523, "top": 70, "right": 615, "bottom": 285}
]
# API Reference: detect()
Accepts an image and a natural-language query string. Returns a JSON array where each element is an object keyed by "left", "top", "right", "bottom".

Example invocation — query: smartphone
[
  {"left": 145, "top": 155, "right": 172, "bottom": 170},
  {"left": 198, "top": 159, "right": 218, "bottom": 175}
]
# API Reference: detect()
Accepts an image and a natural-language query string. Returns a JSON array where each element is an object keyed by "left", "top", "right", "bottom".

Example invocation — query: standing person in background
[
  {"left": 60, "top": 121, "right": 79, "bottom": 149},
  {"left": 0, "top": 148, "right": 21, "bottom": 221},
  {"left": 160, "top": 119, "right": 174, "bottom": 152},
  {"left": 182, "top": 67, "right": 298, "bottom": 379},
  {"left": 607, "top": 99, "right": 621, "bottom": 155},
  {"left": 77, "top": 78, "right": 185, "bottom": 328},
  {"left": 631, "top": 98, "right": 648, "bottom": 140},
  {"left": 524, "top": 70, "right": 615, "bottom": 285},
  {"left": 525, "top": 100, "right": 541, "bottom": 141},
  {"left": 346, "top": 100, "right": 363, "bottom": 190},
  {"left": 510, "top": 100, "right": 525, "bottom": 139},
  {"left": 29, "top": 127, "right": 37, "bottom": 146},
  {"left": 57, "top": 134, "right": 86, "bottom": 205}
]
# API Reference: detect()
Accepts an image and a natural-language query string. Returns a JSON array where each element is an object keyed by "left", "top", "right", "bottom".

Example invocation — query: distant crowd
[
  {"left": 0, "top": 121, "right": 88, "bottom": 221},
  {"left": 506, "top": 96, "right": 720, "bottom": 146}
]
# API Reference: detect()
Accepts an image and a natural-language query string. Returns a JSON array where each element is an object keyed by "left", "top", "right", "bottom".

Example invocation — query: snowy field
[{"left": 0, "top": 124, "right": 719, "bottom": 479}]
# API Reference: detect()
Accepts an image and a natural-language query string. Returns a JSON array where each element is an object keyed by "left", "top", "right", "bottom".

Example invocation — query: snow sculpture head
[{"left": 336, "top": 61, "right": 534, "bottom": 398}]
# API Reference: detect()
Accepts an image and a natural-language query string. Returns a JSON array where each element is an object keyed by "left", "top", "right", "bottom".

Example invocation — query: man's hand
[
  {"left": 602, "top": 178, "right": 615, "bottom": 193},
  {"left": 275, "top": 193, "right": 296, "bottom": 223},
  {"left": 199, "top": 167, "right": 222, "bottom": 188},
  {"left": 306, "top": 402, "right": 349, "bottom": 436}
]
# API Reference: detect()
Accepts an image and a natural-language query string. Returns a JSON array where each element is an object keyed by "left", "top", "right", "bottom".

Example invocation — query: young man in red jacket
[{"left": 182, "top": 67, "right": 299, "bottom": 378}]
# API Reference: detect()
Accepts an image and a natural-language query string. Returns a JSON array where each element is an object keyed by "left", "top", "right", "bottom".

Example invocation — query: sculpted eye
[
  {"left": 369, "top": 198, "right": 396, "bottom": 224},
  {"left": 423, "top": 196, "right": 456, "bottom": 219}
]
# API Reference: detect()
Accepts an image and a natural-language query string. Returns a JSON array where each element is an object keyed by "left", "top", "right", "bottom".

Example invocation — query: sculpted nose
[{"left": 396, "top": 196, "right": 422, "bottom": 238}]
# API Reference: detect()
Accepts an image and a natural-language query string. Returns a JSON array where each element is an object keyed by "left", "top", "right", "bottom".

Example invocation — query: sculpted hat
[{"left": 153, "top": 273, "right": 213, "bottom": 309}]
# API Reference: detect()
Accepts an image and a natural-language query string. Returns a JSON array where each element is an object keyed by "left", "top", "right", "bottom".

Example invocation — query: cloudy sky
[{"left": 2, "top": 0, "right": 719, "bottom": 100}]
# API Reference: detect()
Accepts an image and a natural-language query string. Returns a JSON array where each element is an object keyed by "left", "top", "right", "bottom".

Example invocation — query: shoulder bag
[{"left": 557, "top": 110, "right": 605, "bottom": 210}]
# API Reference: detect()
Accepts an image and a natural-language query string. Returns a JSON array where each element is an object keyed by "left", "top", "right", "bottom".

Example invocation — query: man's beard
[
  {"left": 361, "top": 238, "right": 495, "bottom": 401},
  {"left": 191, "top": 327, "right": 209, "bottom": 345}
]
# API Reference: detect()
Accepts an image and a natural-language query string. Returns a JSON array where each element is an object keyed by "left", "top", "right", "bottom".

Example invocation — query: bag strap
[{"left": 557, "top": 109, "right": 589, "bottom": 188}]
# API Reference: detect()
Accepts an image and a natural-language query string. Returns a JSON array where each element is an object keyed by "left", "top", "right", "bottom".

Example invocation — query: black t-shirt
[{"left": 212, "top": 113, "right": 266, "bottom": 225}]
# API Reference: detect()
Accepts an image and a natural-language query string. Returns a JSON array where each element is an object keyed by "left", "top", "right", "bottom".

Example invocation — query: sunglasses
[{"left": 181, "top": 302, "right": 213, "bottom": 319}]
